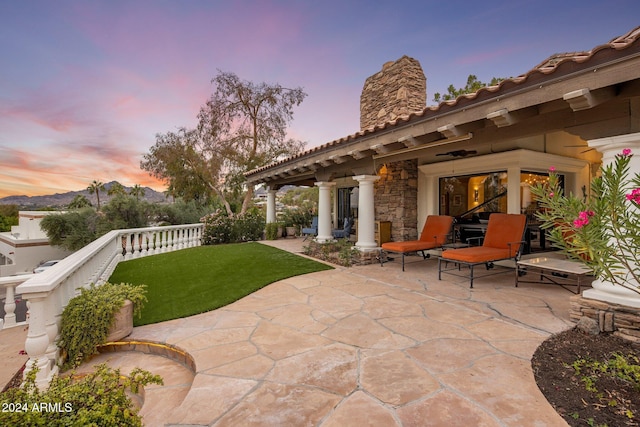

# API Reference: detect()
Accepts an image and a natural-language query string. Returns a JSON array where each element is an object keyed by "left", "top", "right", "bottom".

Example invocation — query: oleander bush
[{"left": 201, "top": 208, "right": 265, "bottom": 244}]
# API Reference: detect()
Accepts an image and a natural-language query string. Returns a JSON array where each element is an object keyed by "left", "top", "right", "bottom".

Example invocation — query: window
[
  {"left": 439, "top": 170, "right": 561, "bottom": 222},
  {"left": 337, "top": 187, "right": 357, "bottom": 224},
  {"left": 439, "top": 172, "right": 508, "bottom": 220}
]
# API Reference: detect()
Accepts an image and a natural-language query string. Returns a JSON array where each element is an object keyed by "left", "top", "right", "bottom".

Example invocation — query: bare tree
[{"left": 142, "top": 71, "right": 306, "bottom": 216}]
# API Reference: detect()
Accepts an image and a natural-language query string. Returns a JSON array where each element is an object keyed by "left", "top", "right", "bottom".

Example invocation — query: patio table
[{"left": 516, "top": 256, "right": 593, "bottom": 294}]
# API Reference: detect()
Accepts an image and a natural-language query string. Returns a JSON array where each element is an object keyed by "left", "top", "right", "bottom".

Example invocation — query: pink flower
[
  {"left": 622, "top": 148, "right": 632, "bottom": 156},
  {"left": 549, "top": 192, "right": 554, "bottom": 197},
  {"left": 626, "top": 188, "right": 640, "bottom": 204},
  {"left": 573, "top": 210, "right": 594, "bottom": 228},
  {"left": 549, "top": 166, "right": 556, "bottom": 172}
]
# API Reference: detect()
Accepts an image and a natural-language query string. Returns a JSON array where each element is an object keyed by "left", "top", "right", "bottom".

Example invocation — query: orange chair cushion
[
  {"left": 382, "top": 240, "right": 439, "bottom": 253},
  {"left": 381, "top": 215, "right": 453, "bottom": 254},
  {"left": 441, "top": 213, "right": 526, "bottom": 264},
  {"left": 441, "top": 246, "right": 511, "bottom": 263},
  {"left": 482, "top": 213, "right": 526, "bottom": 249}
]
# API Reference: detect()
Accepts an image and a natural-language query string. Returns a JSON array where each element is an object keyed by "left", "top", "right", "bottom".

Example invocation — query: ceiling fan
[{"left": 436, "top": 149, "right": 477, "bottom": 157}]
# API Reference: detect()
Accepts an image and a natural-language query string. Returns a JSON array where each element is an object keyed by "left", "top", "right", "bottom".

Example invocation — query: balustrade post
[
  {"left": 23, "top": 294, "right": 58, "bottom": 387},
  {"left": 44, "top": 292, "right": 60, "bottom": 364},
  {"left": 150, "top": 231, "right": 159, "bottom": 254},
  {"left": 3, "top": 284, "right": 17, "bottom": 328},
  {"left": 124, "top": 234, "right": 134, "bottom": 260},
  {"left": 167, "top": 230, "right": 175, "bottom": 251},
  {"left": 132, "top": 233, "right": 141, "bottom": 258},
  {"left": 178, "top": 229, "right": 185, "bottom": 249},
  {"left": 161, "top": 230, "right": 168, "bottom": 252},
  {"left": 140, "top": 232, "right": 149, "bottom": 256}
]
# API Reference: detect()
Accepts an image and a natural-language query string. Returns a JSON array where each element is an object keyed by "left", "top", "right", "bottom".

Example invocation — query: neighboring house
[
  {"left": 0, "top": 211, "right": 72, "bottom": 276},
  {"left": 246, "top": 26, "right": 640, "bottom": 250}
]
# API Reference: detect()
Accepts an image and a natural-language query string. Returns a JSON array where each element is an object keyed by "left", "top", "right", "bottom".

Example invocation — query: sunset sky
[{"left": 1, "top": 1, "right": 638, "bottom": 198}]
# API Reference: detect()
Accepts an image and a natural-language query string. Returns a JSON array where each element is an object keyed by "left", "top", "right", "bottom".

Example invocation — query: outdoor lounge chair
[
  {"left": 332, "top": 217, "right": 352, "bottom": 239},
  {"left": 438, "top": 213, "right": 527, "bottom": 288},
  {"left": 380, "top": 215, "right": 454, "bottom": 271},
  {"left": 301, "top": 216, "right": 318, "bottom": 241}
]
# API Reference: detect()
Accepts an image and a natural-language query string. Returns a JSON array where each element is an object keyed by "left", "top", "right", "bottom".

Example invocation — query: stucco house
[
  {"left": 0, "top": 211, "right": 72, "bottom": 276},
  {"left": 246, "top": 26, "right": 640, "bottom": 256}
]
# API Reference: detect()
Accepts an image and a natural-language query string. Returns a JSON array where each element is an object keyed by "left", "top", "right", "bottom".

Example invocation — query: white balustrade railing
[
  {"left": 1, "top": 274, "right": 32, "bottom": 329},
  {"left": 15, "top": 223, "right": 203, "bottom": 386}
]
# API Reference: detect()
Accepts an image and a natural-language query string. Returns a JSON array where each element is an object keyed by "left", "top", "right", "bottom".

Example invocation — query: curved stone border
[{"left": 97, "top": 340, "right": 196, "bottom": 373}]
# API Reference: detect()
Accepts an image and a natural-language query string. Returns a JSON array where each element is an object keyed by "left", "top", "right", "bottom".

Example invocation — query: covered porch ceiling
[{"left": 245, "top": 26, "right": 640, "bottom": 188}]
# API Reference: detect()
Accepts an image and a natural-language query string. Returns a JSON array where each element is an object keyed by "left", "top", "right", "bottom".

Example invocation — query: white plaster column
[
  {"left": 315, "top": 181, "right": 335, "bottom": 243},
  {"left": 266, "top": 188, "right": 277, "bottom": 223},
  {"left": 23, "top": 293, "right": 58, "bottom": 387},
  {"left": 507, "top": 167, "right": 521, "bottom": 214},
  {"left": 583, "top": 132, "right": 640, "bottom": 307},
  {"left": 354, "top": 175, "right": 380, "bottom": 250}
]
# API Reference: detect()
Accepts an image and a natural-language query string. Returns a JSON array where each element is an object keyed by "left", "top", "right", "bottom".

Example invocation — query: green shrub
[
  {"left": 201, "top": 209, "right": 265, "bottom": 244},
  {"left": 201, "top": 209, "right": 233, "bottom": 244},
  {"left": 0, "top": 364, "right": 162, "bottom": 426},
  {"left": 265, "top": 222, "right": 280, "bottom": 240},
  {"left": 303, "top": 240, "right": 360, "bottom": 266},
  {"left": 233, "top": 208, "right": 265, "bottom": 241},
  {"left": 59, "top": 282, "right": 147, "bottom": 370}
]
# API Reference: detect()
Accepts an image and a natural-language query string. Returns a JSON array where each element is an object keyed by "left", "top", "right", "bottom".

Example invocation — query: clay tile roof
[{"left": 246, "top": 25, "right": 640, "bottom": 178}]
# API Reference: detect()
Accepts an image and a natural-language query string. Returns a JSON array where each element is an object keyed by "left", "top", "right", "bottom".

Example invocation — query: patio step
[{"left": 75, "top": 341, "right": 196, "bottom": 426}]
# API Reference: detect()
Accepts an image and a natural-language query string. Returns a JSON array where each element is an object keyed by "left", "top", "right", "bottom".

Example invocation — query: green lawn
[{"left": 108, "top": 242, "right": 333, "bottom": 326}]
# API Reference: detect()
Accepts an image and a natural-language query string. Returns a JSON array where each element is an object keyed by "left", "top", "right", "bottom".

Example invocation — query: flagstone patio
[{"left": 4, "top": 238, "right": 579, "bottom": 426}]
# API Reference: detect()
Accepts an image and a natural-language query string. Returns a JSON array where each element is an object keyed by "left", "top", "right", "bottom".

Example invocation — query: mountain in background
[{"left": 0, "top": 181, "right": 167, "bottom": 208}]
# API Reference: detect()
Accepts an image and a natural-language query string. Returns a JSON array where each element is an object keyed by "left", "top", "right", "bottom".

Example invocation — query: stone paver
[
  {"left": 0, "top": 325, "right": 28, "bottom": 390},
  {"left": 132, "top": 240, "right": 574, "bottom": 426},
  {"left": 4, "top": 238, "right": 577, "bottom": 426}
]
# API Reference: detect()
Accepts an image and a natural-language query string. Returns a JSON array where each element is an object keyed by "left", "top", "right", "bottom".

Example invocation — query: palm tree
[
  {"left": 130, "top": 184, "right": 146, "bottom": 201},
  {"left": 87, "top": 180, "right": 106, "bottom": 210},
  {"left": 68, "top": 194, "right": 92, "bottom": 209},
  {"left": 107, "top": 182, "right": 126, "bottom": 197}
]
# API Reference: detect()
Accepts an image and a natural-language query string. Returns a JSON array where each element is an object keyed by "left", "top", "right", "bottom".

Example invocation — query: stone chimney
[{"left": 360, "top": 56, "right": 426, "bottom": 131}]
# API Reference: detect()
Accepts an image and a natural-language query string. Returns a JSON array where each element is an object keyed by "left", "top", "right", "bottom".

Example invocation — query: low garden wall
[{"left": 570, "top": 295, "right": 640, "bottom": 343}]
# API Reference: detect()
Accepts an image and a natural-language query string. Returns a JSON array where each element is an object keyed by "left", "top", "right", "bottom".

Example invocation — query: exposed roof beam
[
  {"left": 371, "top": 144, "right": 391, "bottom": 154},
  {"left": 329, "top": 154, "right": 347, "bottom": 164},
  {"left": 486, "top": 108, "right": 515, "bottom": 127},
  {"left": 437, "top": 124, "right": 463, "bottom": 138},
  {"left": 373, "top": 133, "right": 473, "bottom": 160},
  {"left": 563, "top": 87, "right": 616, "bottom": 111},
  {"left": 398, "top": 135, "right": 420, "bottom": 147},
  {"left": 317, "top": 159, "right": 332, "bottom": 167},
  {"left": 348, "top": 149, "right": 367, "bottom": 160}
]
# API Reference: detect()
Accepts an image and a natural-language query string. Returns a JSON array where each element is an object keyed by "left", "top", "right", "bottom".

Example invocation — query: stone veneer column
[
  {"left": 583, "top": 132, "right": 640, "bottom": 308},
  {"left": 354, "top": 175, "right": 380, "bottom": 250},
  {"left": 374, "top": 160, "right": 418, "bottom": 240},
  {"left": 315, "top": 182, "right": 335, "bottom": 243},
  {"left": 266, "top": 188, "right": 277, "bottom": 224}
]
